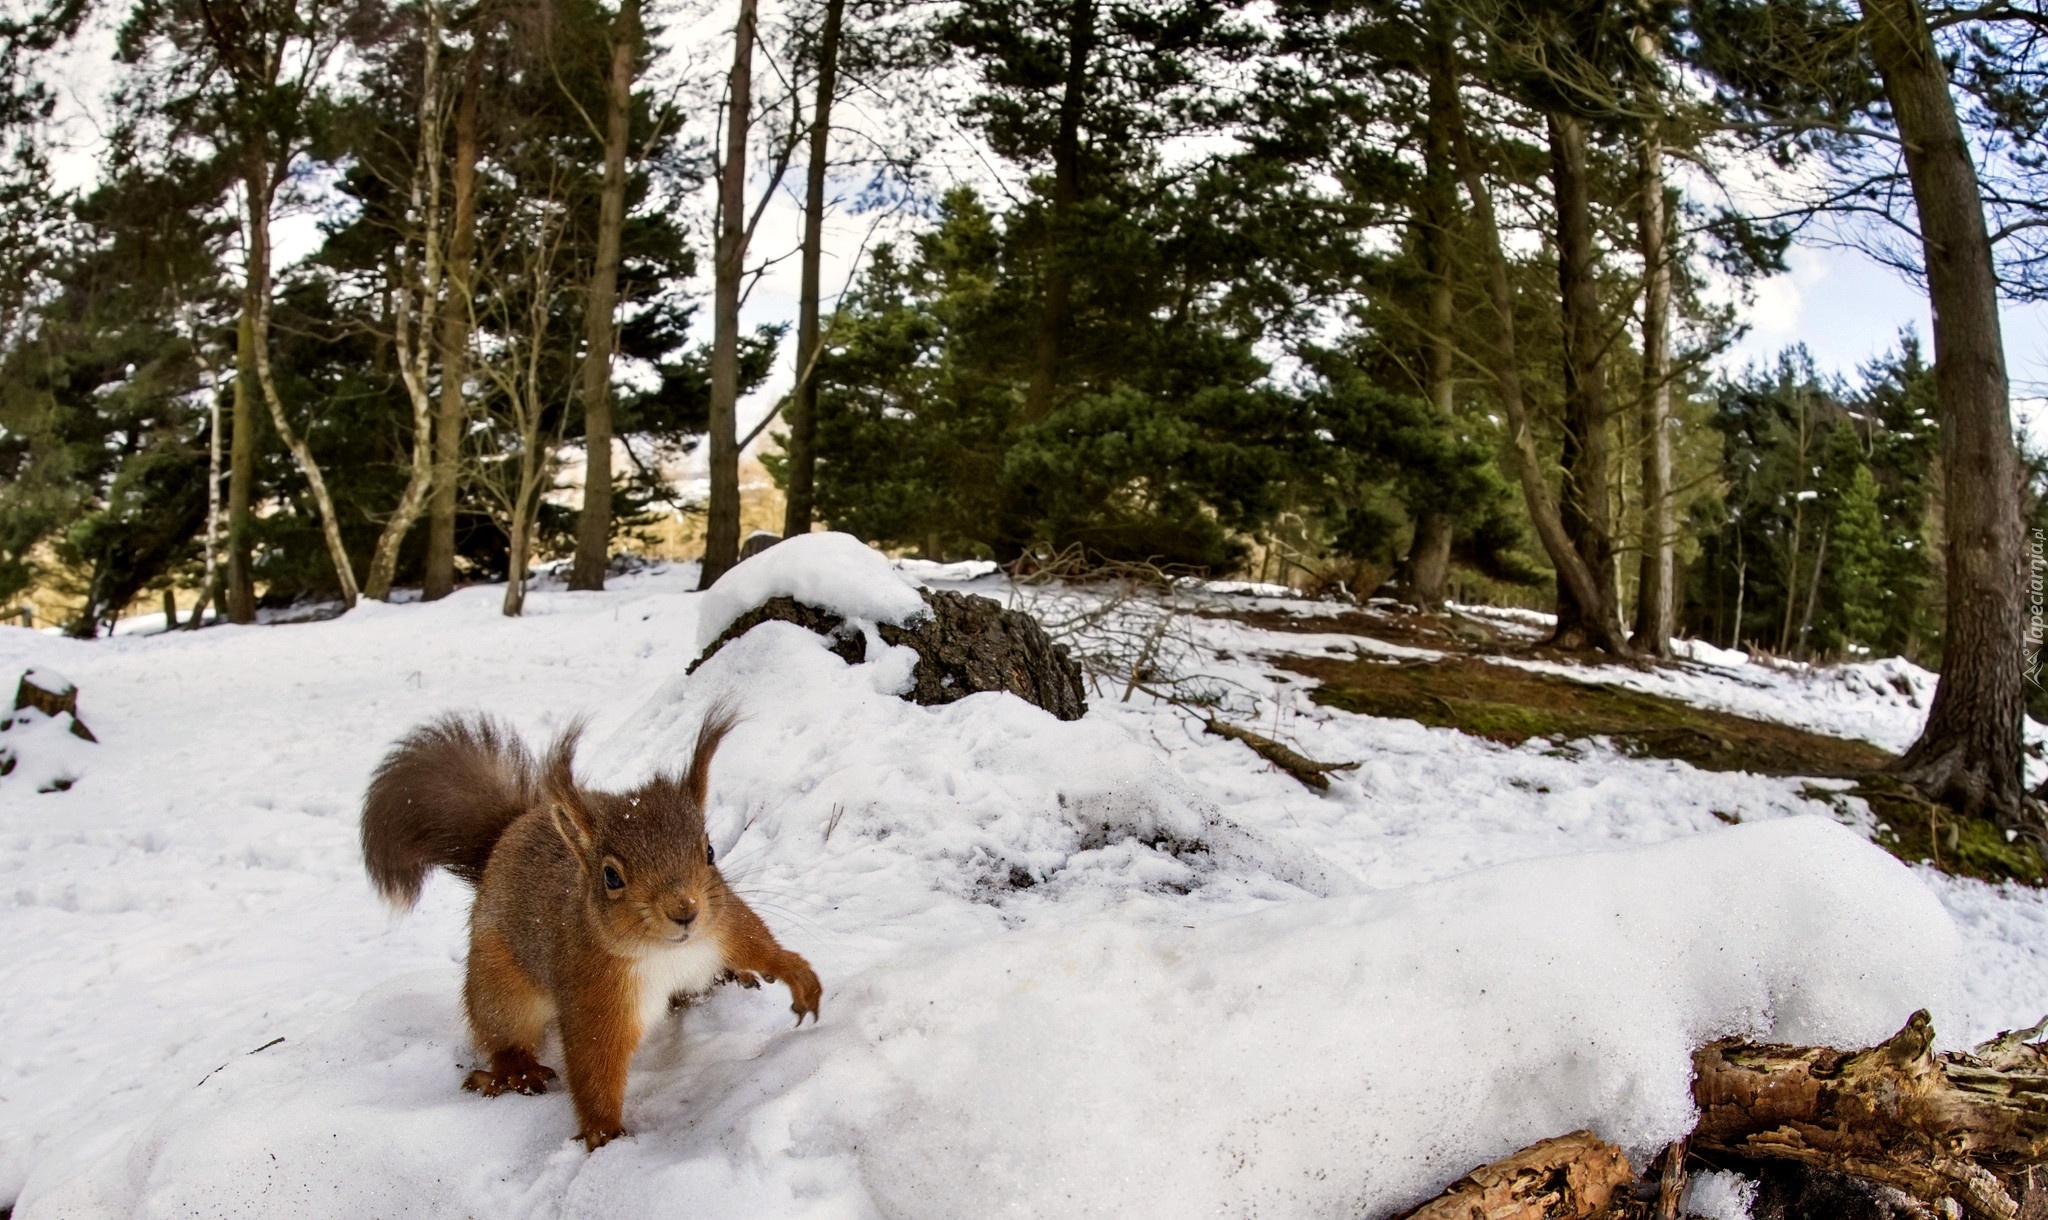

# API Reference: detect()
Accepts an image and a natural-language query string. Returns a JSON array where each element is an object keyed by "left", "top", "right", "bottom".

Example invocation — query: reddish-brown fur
[{"left": 360, "top": 706, "right": 820, "bottom": 1149}]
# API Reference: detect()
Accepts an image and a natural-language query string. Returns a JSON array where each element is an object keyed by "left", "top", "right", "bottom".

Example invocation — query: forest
[{"left": 2, "top": 0, "right": 2046, "bottom": 817}]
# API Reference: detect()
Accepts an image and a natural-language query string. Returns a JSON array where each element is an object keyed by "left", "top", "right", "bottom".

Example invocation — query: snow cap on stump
[{"left": 694, "top": 532, "right": 927, "bottom": 653}]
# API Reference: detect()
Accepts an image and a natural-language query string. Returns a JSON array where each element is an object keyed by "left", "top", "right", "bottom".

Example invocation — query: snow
[
  {"left": 692, "top": 532, "right": 927, "bottom": 653},
  {"left": 0, "top": 704, "right": 95, "bottom": 794},
  {"left": 1683, "top": 1169, "right": 1759, "bottom": 1220},
  {"left": 0, "top": 567, "right": 2039, "bottom": 1218}
]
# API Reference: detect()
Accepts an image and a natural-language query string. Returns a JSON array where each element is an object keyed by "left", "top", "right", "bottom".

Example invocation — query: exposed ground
[{"left": 1209, "top": 600, "right": 2044, "bottom": 886}]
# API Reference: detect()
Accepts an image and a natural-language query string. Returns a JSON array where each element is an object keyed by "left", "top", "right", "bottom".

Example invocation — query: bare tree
[
  {"left": 364, "top": 0, "right": 451, "bottom": 601},
  {"left": 469, "top": 173, "right": 575, "bottom": 617}
]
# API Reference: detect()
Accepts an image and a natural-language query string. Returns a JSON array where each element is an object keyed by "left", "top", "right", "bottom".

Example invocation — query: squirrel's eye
[
  {"left": 602, "top": 864, "right": 624, "bottom": 891},
  {"left": 705, "top": 842, "right": 715, "bottom": 865}
]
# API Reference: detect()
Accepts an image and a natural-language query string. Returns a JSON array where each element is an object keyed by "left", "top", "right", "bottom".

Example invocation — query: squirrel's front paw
[
  {"left": 581, "top": 1124, "right": 626, "bottom": 1151},
  {"left": 775, "top": 954, "right": 822, "bottom": 1025},
  {"left": 462, "top": 1049, "right": 558, "bottom": 1097},
  {"left": 719, "top": 968, "right": 763, "bottom": 989}
]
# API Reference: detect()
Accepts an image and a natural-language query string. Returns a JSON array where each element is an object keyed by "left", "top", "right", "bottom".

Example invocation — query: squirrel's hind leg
[{"left": 462, "top": 926, "right": 559, "bottom": 1097}]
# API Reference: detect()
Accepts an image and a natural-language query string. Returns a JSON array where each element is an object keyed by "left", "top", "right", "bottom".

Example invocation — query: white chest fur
[{"left": 631, "top": 935, "right": 729, "bottom": 1033}]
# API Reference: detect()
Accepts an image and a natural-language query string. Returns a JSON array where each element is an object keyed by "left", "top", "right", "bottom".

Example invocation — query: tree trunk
[
  {"left": 1864, "top": 0, "right": 2029, "bottom": 824},
  {"left": 781, "top": 0, "right": 844, "bottom": 540},
  {"left": 1631, "top": 48, "right": 1675, "bottom": 657},
  {"left": 1447, "top": 77, "right": 1631, "bottom": 656},
  {"left": 1403, "top": 3, "right": 1459, "bottom": 613},
  {"left": 503, "top": 488, "right": 532, "bottom": 617},
  {"left": 227, "top": 258, "right": 259, "bottom": 624},
  {"left": 1798, "top": 526, "right": 1828, "bottom": 657},
  {"left": 365, "top": 0, "right": 448, "bottom": 602},
  {"left": 699, "top": 0, "right": 757, "bottom": 591},
  {"left": 1020, "top": 0, "right": 1093, "bottom": 426},
  {"left": 1548, "top": 111, "right": 1620, "bottom": 652},
  {"left": 185, "top": 302, "right": 224, "bottom": 631},
  {"left": 425, "top": 41, "right": 482, "bottom": 602},
  {"left": 246, "top": 157, "right": 360, "bottom": 609},
  {"left": 569, "top": 0, "right": 638, "bottom": 592}
]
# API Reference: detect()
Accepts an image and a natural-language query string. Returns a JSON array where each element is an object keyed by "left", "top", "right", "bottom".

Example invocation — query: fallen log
[
  {"left": 1395, "top": 1130, "right": 1635, "bottom": 1220},
  {"left": 1691, "top": 1010, "right": 2048, "bottom": 1220}
]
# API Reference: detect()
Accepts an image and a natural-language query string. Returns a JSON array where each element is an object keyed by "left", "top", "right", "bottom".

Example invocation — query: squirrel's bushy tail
[{"left": 362, "top": 715, "right": 541, "bottom": 910}]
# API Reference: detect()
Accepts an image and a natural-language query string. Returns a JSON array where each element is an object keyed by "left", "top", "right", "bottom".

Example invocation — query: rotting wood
[
  {"left": 1691, "top": 1009, "right": 2048, "bottom": 1220},
  {"left": 1395, "top": 1130, "right": 1634, "bottom": 1220},
  {"left": 1200, "top": 718, "right": 1358, "bottom": 791}
]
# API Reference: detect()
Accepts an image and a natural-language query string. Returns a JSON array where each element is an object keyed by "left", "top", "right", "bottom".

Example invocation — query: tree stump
[
  {"left": 740, "top": 531, "right": 781, "bottom": 561},
  {"left": 13, "top": 669, "right": 95, "bottom": 741},
  {"left": 689, "top": 588, "right": 1087, "bottom": 720},
  {"left": 1395, "top": 1131, "right": 1635, "bottom": 1220},
  {"left": 1691, "top": 1010, "right": 2048, "bottom": 1220}
]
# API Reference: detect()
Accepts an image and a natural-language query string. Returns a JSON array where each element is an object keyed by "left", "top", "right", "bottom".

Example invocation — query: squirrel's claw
[
  {"left": 779, "top": 955, "right": 822, "bottom": 1027},
  {"left": 580, "top": 1125, "right": 625, "bottom": 1152},
  {"left": 463, "top": 1056, "right": 557, "bottom": 1098}
]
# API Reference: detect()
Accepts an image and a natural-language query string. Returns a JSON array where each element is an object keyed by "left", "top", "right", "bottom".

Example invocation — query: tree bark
[
  {"left": 425, "top": 31, "right": 483, "bottom": 602},
  {"left": 1447, "top": 77, "right": 1631, "bottom": 656},
  {"left": 227, "top": 243, "right": 259, "bottom": 624},
  {"left": 699, "top": 0, "right": 757, "bottom": 590},
  {"left": 1631, "top": 42, "right": 1675, "bottom": 658},
  {"left": 1403, "top": 1, "right": 1459, "bottom": 613},
  {"left": 569, "top": 0, "right": 638, "bottom": 591},
  {"left": 1864, "top": 0, "right": 2029, "bottom": 824},
  {"left": 1020, "top": 0, "right": 1093, "bottom": 425},
  {"left": 781, "top": 0, "right": 844, "bottom": 540},
  {"left": 1548, "top": 111, "right": 1620, "bottom": 652},
  {"left": 1397, "top": 1131, "right": 1635, "bottom": 1220}
]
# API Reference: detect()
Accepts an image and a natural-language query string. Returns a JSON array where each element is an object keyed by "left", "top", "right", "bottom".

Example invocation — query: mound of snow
[
  {"left": 603, "top": 613, "right": 1350, "bottom": 908},
  {"left": 15, "top": 817, "right": 1954, "bottom": 1219},
  {"left": 1, "top": 669, "right": 94, "bottom": 793},
  {"left": 692, "top": 532, "right": 927, "bottom": 653}
]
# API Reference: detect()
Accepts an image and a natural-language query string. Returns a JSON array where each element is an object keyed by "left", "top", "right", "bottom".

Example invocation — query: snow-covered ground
[{"left": 2, "top": 544, "right": 2043, "bottom": 1218}]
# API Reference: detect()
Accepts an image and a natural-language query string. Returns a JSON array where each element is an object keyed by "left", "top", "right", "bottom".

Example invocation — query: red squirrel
[{"left": 360, "top": 707, "right": 819, "bottom": 1150}]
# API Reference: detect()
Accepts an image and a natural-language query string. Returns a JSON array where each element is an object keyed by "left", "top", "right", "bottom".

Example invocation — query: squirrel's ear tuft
[
  {"left": 683, "top": 701, "right": 742, "bottom": 811},
  {"left": 541, "top": 721, "right": 595, "bottom": 856}
]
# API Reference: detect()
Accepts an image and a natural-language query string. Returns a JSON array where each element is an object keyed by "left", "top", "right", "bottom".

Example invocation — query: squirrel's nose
[{"left": 670, "top": 905, "right": 696, "bottom": 928}]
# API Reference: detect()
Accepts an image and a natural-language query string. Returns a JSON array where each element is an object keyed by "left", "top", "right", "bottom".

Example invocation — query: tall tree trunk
[
  {"left": 699, "top": 0, "right": 757, "bottom": 589},
  {"left": 1447, "top": 71, "right": 1631, "bottom": 657},
  {"left": 569, "top": 0, "right": 639, "bottom": 591},
  {"left": 1403, "top": 0, "right": 1459, "bottom": 613},
  {"left": 425, "top": 41, "right": 483, "bottom": 602},
  {"left": 246, "top": 156, "right": 361, "bottom": 609},
  {"left": 365, "top": 0, "right": 447, "bottom": 602},
  {"left": 227, "top": 249, "right": 259, "bottom": 624},
  {"left": 1548, "top": 111, "right": 1620, "bottom": 651},
  {"left": 781, "top": 0, "right": 844, "bottom": 540},
  {"left": 1865, "top": 0, "right": 2028, "bottom": 822},
  {"left": 1021, "top": 0, "right": 1093, "bottom": 425},
  {"left": 183, "top": 301, "right": 224, "bottom": 630},
  {"left": 1631, "top": 36, "right": 1675, "bottom": 657}
]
